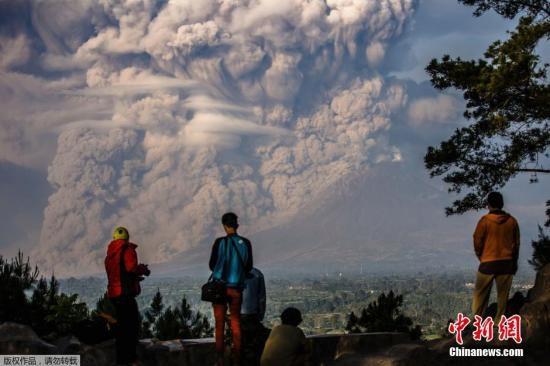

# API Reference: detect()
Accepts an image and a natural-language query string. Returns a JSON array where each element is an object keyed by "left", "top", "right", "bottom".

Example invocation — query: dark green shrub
[
  {"left": 529, "top": 225, "right": 550, "bottom": 271},
  {"left": 0, "top": 252, "right": 88, "bottom": 337},
  {"left": 346, "top": 290, "right": 422, "bottom": 340},
  {"left": 141, "top": 289, "right": 164, "bottom": 338},
  {"left": 0, "top": 252, "right": 38, "bottom": 324},
  {"left": 147, "top": 292, "right": 213, "bottom": 340}
]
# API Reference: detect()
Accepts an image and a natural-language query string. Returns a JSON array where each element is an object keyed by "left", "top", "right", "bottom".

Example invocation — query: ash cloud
[
  {"left": 0, "top": 0, "right": 416, "bottom": 275},
  {"left": 407, "top": 94, "right": 460, "bottom": 126}
]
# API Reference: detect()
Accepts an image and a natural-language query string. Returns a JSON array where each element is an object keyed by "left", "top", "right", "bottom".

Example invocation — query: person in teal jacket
[{"left": 209, "top": 212, "right": 253, "bottom": 365}]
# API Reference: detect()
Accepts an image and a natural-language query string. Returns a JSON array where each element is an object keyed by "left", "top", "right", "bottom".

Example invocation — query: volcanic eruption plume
[{"left": 1, "top": 0, "right": 415, "bottom": 275}]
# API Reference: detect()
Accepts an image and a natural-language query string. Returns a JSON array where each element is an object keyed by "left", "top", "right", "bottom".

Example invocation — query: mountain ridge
[{"left": 152, "top": 162, "right": 479, "bottom": 276}]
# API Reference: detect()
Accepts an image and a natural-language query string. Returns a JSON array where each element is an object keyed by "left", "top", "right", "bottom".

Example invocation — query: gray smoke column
[{"left": 23, "top": 0, "right": 415, "bottom": 275}]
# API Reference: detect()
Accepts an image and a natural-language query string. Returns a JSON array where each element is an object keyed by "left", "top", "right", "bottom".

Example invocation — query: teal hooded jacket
[{"left": 209, "top": 234, "right": 253, "bottom": 288}]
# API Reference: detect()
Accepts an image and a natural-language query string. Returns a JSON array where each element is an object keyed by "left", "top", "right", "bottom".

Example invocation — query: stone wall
[
  {"left": 0, "top": 322, "right": 409, "bottom": 366},
  {"left": 138, "top": 332, "right": 410, "bottom": 366}
]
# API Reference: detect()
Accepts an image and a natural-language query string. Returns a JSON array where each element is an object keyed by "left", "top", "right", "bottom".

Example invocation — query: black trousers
[
  {"left": 241, "top": 314, "right": 270, "bottom": 366},
  {"left": 112, "top": 296, "right": 140, "bottom": 364}
]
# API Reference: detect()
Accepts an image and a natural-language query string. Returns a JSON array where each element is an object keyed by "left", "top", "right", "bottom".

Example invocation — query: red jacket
[{"left": 105, "top": 239, "right": 142, "bottom": 298}]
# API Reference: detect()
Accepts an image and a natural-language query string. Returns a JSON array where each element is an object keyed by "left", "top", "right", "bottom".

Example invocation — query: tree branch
[
  {"left": 513, "top": 0, "right": 550, "bottom": 18},
  {"left": 462, "top": 157, "right": 550, "bottom": 173},
  {"left": 516, "top": 167, "right": 550, "bottom": 173}
]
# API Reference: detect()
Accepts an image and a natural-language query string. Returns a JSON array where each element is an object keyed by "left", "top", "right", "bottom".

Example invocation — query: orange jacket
[{"left": 473, "top": 210, "right": 520, "bottom": 263}]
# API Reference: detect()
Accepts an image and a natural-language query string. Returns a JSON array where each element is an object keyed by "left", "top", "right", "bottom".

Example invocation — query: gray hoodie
[{"left": 241, "top": 267, "right": 266, "bottom": 320}]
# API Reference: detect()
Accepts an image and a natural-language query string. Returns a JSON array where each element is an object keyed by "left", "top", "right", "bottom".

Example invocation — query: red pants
[{"left": 213, "top": 287, "right": 243, "bottom": 356}]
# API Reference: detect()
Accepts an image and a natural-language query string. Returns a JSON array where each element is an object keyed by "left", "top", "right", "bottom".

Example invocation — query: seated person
[{"left": 261, "top": 307, "right": 309, "bottom": 366}]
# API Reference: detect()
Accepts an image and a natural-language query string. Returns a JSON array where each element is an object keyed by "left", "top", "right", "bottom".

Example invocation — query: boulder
[
  {"left": 54, "top": 335, "right": 83, "bottom": 354},
  {"left": 333, "top": 332, "right": 410, "bottom": 359},
  {"left": 0, "top": 322, "right": 56, "bottom": 354},
  {"left": 526, "top": 264, "right": 550, "bottom": 302},
  {"left": 79, "top": 339, "right": 116, "bottom": 366},
  {"left": 73, "top": 316, "right": 114, "bottom": 345},
  {"left": 0, "top": 323, "right": 116, "bottom": 366},
  {"left": 483, "top": 291, "right": 525, "bottom": 319},
  {"left": 331, "top": 343, "right": 431, "bottom": 366},
  {"left": 138, "top": 338, "right": 217, "bottom": 366},
  {"left": 520, "top": 264, "right": 550, "bottom": 348}
]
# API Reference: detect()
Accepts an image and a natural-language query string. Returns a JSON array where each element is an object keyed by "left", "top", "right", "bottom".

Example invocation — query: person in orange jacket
[
  {"left": 105, "top": 227, "right": 150, "bottom": 366},
  {"left": 472, "top": 192, "right": 520, "bottom": 322}
]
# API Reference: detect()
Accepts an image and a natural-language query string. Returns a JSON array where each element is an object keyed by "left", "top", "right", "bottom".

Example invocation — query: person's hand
[{"left": 137, "top": 263, "right": 151, "bottom": 276}]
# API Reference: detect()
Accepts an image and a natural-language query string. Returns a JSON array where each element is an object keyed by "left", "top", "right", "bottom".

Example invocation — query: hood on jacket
[
  {"left": 485, "top": 210, "right": 511, "bottom": 224},
  {"left": 107, "top": 239, "right": 137, "bottom": 257}
]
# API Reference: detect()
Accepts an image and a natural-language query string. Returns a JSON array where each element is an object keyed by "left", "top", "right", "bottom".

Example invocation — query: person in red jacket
[{"left": 105, "top": 227, "right": 150, "bottom": 366}]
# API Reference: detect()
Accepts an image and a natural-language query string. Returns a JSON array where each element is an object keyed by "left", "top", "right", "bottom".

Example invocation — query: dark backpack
[{"left": 74, "top": 314, "right": 116, "bottom": 345}]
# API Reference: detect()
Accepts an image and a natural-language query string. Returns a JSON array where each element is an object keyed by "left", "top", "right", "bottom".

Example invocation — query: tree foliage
[
  {"left": 141, "top": 289, "right": 164, "bottom": 338},
  {"left": 0, "top": 252, "right": 88, "bottom": 337},
  {"left": 141, "top": 290, "right": 213, "bottom": 340},
  {"left": 1, "top": 252, "right": 213, "bottom": 341},
  {"left": 346, "top": 291, "right": 422, "bottom": 340},
  {"left": 94, "top": 292, "right": 116, "bottom": 318},
  {"left": 459, "top": 0, "right": 550, "bottom": 19},
  {"left": 529, "top": 201, "right": 550, "bottom": 270},
  {"left": 425, "top": 0, "right": 550, "bottom": 214},
  {"left": 0, "top": 251, "right": 39, "bottom": 324},
  {"left": 529, "top": 225, "right": 550, "bottom": 270}
]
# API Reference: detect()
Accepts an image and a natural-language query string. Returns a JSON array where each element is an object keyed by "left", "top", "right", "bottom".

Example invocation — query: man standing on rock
[
  {"left": 105, "top": 227, "right": 150, "bottom": 366},
  {"left": 472, "top": 192, "right": 520, "bottom": 322}
]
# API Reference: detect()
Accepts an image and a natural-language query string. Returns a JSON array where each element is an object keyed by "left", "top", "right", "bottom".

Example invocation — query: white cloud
[
  {"left": 183, "top": 112, "right": 290, "bottom": 148},
  {"left": 366, "top": 41, "right": 386, "bottom": 66},
  {"left": 407, "top": 94, "right": 460, "bottom": 126},
  {"left": 0, "top": 34, "right": 32, "bottom": 70},
  {"left": 0, "top": 72, "right": 109, "bottom": 168}
]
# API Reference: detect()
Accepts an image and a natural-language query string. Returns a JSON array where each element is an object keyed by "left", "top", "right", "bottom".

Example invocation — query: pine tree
[
  {"left": 529, "top": 226, "right": 550, "bottom": 271},
  {"left": 29, "top": 278, "right": 50, "bottom": 335},
  {"left": 94, "top": 293, "right": 116, "bottom": 318},
  {"left": 528, "top": 201, "right": 550, "bottom": 271},
  {"left": 141, "top": 289, "right": 164, "bottom": 338},
  {"left": 44, "top": 292, "right": 89, "bottom": 336},
  {"left": 0, "top": 251, "right": 39, "bottom": 324},
  {"left": 152, "top": 294, "right": 213, "bottom": 340},
  {"left": 345, "top": 311, "right": 360, "bottom": 333},
  {"left": 346, "top": 291, "right": 422, "bottom": 340},
  {"left": 424, "top": 0, "right": 550, "bottom": 215},
  {"left": 155, "top": 307, "right": 180, "bottom": 340},
  {"left": 0, "top": 252, "right": 88, "bottom": 337},
  {"left": 176, "top": 296, "right": 213, "bottom": 339}
]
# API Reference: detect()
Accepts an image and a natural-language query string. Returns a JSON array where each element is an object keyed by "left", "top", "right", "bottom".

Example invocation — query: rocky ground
[{"left": 0, "top": 322, "right": 117, "bottom": 365}]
